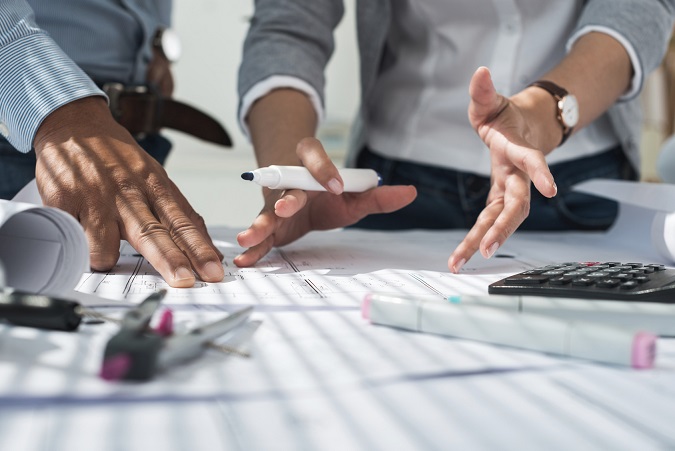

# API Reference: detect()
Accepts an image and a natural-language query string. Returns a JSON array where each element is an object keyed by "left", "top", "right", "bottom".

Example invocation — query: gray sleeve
[
  {"left": 237, "top": 0, "right": 344, "bottom": 110},
  {"left": 577, "top": 0, "right": 675, "bottom": 81}
]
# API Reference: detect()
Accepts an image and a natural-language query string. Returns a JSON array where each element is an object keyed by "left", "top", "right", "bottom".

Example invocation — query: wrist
[
  {"left": 510, "top": 87, "right": 565, "bottom": 154},
  {"left": 34, "top": 96, "right": 123, "bottom": 155}
]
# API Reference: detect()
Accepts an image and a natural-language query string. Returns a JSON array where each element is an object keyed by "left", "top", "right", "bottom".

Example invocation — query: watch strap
[{"left": 529, "top": 80, "right": 574, "bottom": 146}]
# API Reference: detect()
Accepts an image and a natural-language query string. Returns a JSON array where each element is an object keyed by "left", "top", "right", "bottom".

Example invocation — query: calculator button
[
  {"left": 549, "top": 276, "right": 573, "bottom": 285},
  {"left": 571, "top": 278, "right": 595, "bottom": 286},
  {"left": 626, "top": 269, "right": 645, "bottom": 276},
  {"left": 625, "top": 263, "right": 644, "bottom": 268},
  {"left": 633, "top": 276, "right": 650, "bottom": 284},
  {"left": 647, "top": 264, "right": 666, "bottom": 271},
  {"left": 620, "top": 280, "right": 639, "bottom": 290},
  {"left": 596, "top": 279, "right": 620, "bottom": 288},
  {"left": 564, "top": 271, "right": 586, "bottom": 277},
  {"left": 560, "top": 264, "right": 582, "bottom": 270},
  {"left": 603, "top": 262, "right": 622, "bottom": 267},
  {"left": 614, "top": 273, "right": 633, "bottom": 281},
  {"left": 587, "top": 272, "right": 610, "bottom": 278},
  {"left": 504, "top": 275, "right": 549, "bottom": 285},
  {"left": 542, "top": 270, "right": 565, "bottom": 276},
  {"left": 576, "top": 267, "right": 598, "bottom": 273}
]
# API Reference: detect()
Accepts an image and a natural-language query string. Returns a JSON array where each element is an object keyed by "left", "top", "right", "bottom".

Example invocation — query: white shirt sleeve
[
  {"left": 567, "top": 25, "right": 642, "bottom": 100},
  {"left": 238, "top": 75, "right": 325, "bottom": 141}
]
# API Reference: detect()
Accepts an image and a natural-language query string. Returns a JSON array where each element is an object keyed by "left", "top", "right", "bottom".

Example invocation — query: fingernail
[
  {"left": 453, "top": 258, "right": 466, "bottom": 273},
  {"left": 327, "top": 178, "right": 343, "bottom": 194},
  {"left": 486, "top": 242, "right": 499, "bottom": 259},
  {"left": 174, "top": 266, "right": 194, "bottom": 283},
  {"left": 203, "top": 261, "right": 224, "bottom": 282},
  {"left": 552, "top": 182, "right": 558, "bottom": 196}
]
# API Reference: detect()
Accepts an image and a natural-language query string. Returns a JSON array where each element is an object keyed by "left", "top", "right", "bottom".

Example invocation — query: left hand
[{"left": 447, "top": 67, "right": 558, "bottom": 273}]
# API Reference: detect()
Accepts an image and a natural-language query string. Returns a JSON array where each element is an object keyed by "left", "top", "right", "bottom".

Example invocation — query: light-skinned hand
[
  {"left": 234, "top": 137, "right": 417, "bottom": 266},
  {"left": 448, "top": 67, "right": 558, "bottom": 273}
]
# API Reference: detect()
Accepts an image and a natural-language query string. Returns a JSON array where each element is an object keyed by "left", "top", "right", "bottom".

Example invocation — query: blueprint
[
  {"left": 73, "top": 228, "right": 540, "bottom": 308},
  {"left": 4, "top": 227, "right": 675, "bottom": 451}
]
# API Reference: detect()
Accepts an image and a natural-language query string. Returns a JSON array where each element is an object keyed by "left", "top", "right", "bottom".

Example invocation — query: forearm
[
  {"left": 512, "top": 32, "right": 633, "bottom": 153},
  {"left": 246, "top": 88, "right": 318, "bottom": 167},
  {"left": 0, "top": 0, "right": 104, "bottom": 152}
]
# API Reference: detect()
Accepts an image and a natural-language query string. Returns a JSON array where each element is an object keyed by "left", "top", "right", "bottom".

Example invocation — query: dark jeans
[
  {"left": 351, "top": 145, "right": 637, "bottom": 231},
  {"left": 0, "top": 134, "right": 171, "bottom": 200}
]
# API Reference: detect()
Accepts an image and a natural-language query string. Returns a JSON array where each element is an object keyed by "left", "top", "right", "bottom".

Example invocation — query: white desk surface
[{"left": 2, "top": 227, "right": 675, "bottom": 451}]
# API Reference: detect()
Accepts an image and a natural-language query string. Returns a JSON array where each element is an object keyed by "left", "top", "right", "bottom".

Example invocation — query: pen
[
  {"left": 448, "top": 294, "right": 675, "bottom": 336},
  {"left": 362, "top": 293, "right": 656, "bottom": 368},
  {"left": 241, "top": 165, "right": 382, "bottom": 192}
]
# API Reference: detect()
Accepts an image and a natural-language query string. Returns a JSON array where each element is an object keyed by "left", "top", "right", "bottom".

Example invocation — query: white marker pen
[
  {"left": 448, "top": 294, "right": 675, "bottom": 336},
  {"left": 362, "top": 293, "right": 656, "bottom": 368},
  {"left": 241, "top": 165, "right": 382, "bottom": 192}
]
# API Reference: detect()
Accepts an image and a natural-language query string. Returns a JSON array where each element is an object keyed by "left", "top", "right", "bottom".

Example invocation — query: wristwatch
[
  {"left": 152, "top": 27, "right": 182, "bottom": 63},
  {"left": 529, "top": 80, "right": 579, "bottom": 146}
]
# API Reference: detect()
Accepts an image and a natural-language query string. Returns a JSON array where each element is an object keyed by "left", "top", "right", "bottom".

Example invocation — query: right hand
[
  {"left": 234, "top": 138, "right": 417, "bottom": 267},
  {"left": 33, "top": 96, "right": 224, "bottom": 288}
]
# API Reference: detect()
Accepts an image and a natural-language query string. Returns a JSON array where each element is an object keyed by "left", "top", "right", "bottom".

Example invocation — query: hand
[
  {"left": 147, "top": 45, "right": 174, "bottom": 97},
  {"left": 234, "top": 138, "right": 417, "bottom": 266},
  {"left": 447, "top": 67, "right": 558, "bottom": 273},
  {"left": 33, "top": 97, "right": 224, "bottom": 287}
]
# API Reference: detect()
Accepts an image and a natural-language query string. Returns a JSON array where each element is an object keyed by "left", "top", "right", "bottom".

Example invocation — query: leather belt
[{"left": 101, "top": 82, "right": 232, "bottom": 147}]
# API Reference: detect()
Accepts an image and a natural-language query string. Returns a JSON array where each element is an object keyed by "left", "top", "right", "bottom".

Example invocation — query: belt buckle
[{"left": 101, "top": 83, "right": 153, "bottom": 139}]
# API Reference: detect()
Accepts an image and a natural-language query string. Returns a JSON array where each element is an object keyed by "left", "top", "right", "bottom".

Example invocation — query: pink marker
[{"left": 362, "top": 294, "right": 656, "bottom": 369}]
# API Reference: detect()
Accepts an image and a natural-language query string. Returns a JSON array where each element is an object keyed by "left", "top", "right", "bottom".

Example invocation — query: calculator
[{"left": 488, "top": 262, "right": 675, "bottom": 303}]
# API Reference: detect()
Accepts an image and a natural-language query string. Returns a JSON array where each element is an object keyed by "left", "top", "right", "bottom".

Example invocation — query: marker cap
[{"left": 632, "top": 332, "right": 657, "bottom": 369}]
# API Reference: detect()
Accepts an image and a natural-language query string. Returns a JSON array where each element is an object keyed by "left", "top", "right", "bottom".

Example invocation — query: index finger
[
  {"left": 295, "top": 137, "right": 344, "bottom": 194},
  {"left": 448, "top": 178, "right": 531, "bottom": 272}
]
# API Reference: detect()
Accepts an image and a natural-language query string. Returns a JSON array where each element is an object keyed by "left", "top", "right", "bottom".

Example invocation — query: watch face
[
  {"left": 160, "top": 28, "right": 182, "bottom": 63},
  {"left": 560, "top": 95, "right": 579, "bottom": 128}
]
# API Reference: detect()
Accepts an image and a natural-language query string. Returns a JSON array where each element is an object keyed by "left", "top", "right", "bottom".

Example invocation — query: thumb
[{"left": 468, "top": 66, "right": 507, "bottom": 128}]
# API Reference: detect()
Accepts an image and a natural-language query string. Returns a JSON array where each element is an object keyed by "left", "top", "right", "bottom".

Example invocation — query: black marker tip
[{"left": 241, "top": 172, "right": 254, "bottom": 181}]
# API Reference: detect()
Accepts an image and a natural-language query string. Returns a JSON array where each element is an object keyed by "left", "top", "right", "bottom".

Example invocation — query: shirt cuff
[
  {"left": 567, "top": 25, "right": 642, "bottom": 100},
  {"left": 238, "top": 75, "right": 325, "bottom": 141},
  {"left": 0, "top": 33, "right": 104, "bottom": 152}
]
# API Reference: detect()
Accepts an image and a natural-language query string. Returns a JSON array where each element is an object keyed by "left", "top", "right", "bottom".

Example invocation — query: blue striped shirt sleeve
[{"left": 0, "top": 0, "right": 105, "bottom": 152}]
